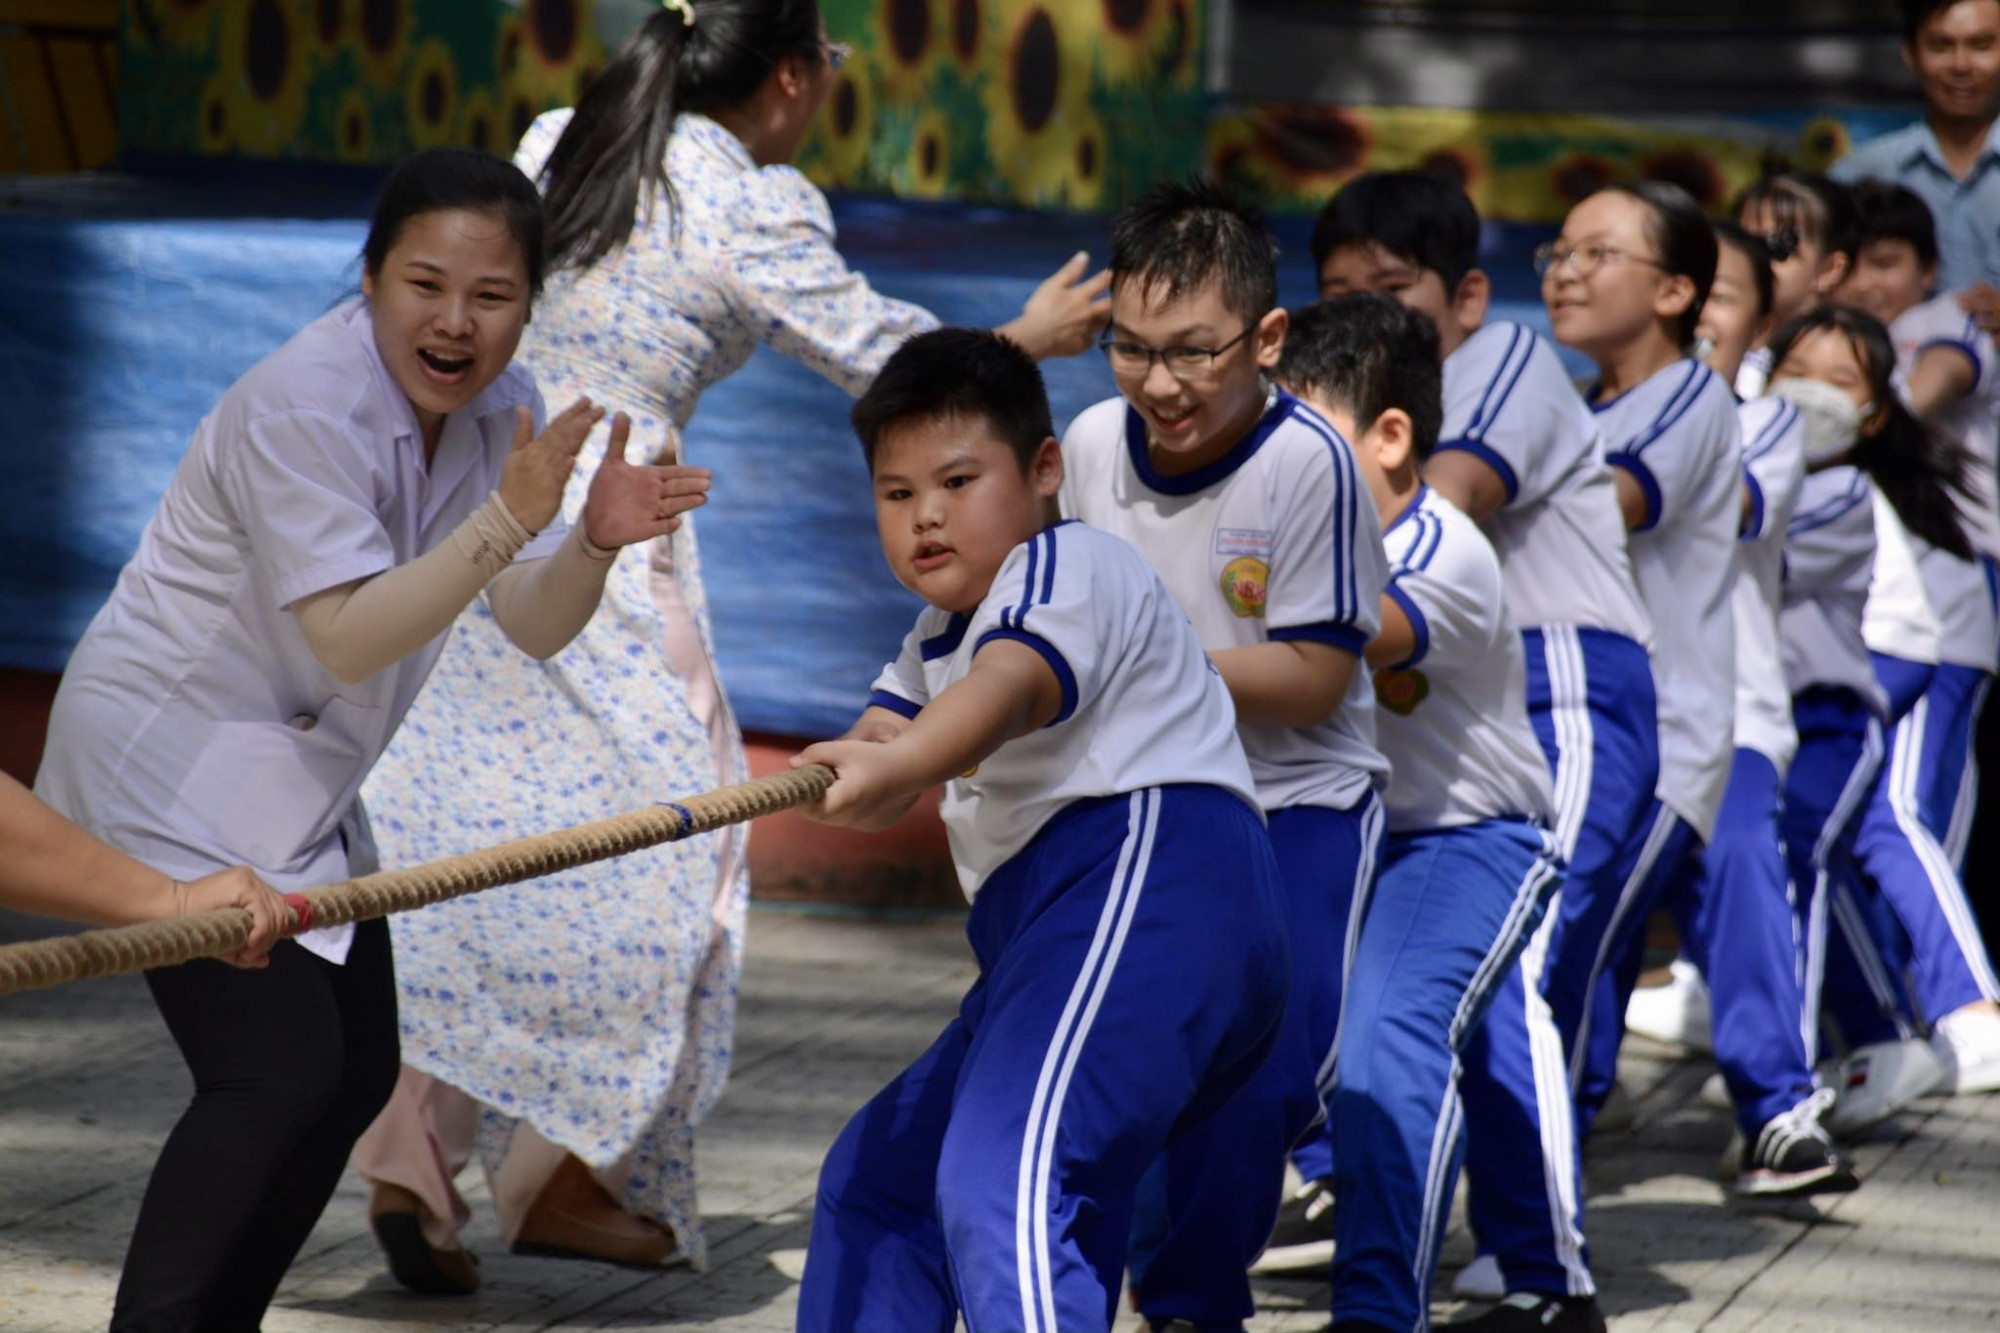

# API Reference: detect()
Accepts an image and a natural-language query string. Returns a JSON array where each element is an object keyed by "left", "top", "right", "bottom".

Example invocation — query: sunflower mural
[
  {"left": 793, "top": 0, "right": 1208, "bottom": 209},
  {"left": 117, "top": 0, "right": 604, "bottom": 164}
]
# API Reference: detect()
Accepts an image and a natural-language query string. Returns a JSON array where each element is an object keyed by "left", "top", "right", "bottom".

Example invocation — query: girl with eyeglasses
[
  {"left": 351, "top": 0, "right": 1112, "bottom": 1292},
  {"left": 1535, "top": 182, "right": 1746, "bottom": 1158}
]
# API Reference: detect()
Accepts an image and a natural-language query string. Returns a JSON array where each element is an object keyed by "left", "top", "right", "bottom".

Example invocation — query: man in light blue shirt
[{"left": 1835, "top": 0, "right": 2000, "bottom": 298}]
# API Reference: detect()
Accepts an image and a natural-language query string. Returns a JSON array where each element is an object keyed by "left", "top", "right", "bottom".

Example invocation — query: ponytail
[
  {"left": 1770, "top": 305, "right": 1975, "bottom": 560},
  {"left": 539, "top": 0, "right": 822, "bottom": 274}
]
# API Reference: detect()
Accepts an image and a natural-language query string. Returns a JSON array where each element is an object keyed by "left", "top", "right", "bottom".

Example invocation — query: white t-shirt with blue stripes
[
  {"left": 1732, "top": 396, "right": 1808, "bottom": 772},
  {"left": 1782, "top": 465, "right": 1884, "bottom": 713},
  {"left": 1595, "top": 360, "right": 1742, "bottom": 841},
  {"left": 1059, "top": 391, "right": 1390, "bottom": 813},
  {"left": 1375, "top": 486, "right": 1554, "bottom": 833},
  {"left": 1438, "top": 321, "right": 1651, "bottom": 647},
  {"left": 869, "top": 521, "right": 1257, "bottom": 900}
]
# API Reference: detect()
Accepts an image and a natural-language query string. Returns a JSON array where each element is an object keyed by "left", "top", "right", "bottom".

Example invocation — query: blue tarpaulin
[{"left": 0, "top": 190, "right": 1561, "bottom": 738}]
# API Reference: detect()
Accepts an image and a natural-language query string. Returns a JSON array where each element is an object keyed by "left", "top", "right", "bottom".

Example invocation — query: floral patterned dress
[{"left": 359, "top": 110, "right": 936, "bottom": 1265}]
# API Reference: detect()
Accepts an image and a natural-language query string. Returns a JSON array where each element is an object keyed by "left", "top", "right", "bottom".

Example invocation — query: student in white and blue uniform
[
  {"left": 1280, "top": 295, "right": 1574, "bottom": 1333},
  {"left": 1631, "top": 222, "right": 1859, "bottom": 1195},
  {"left": 1310, "top": 172, "right": 1636, "bottom": 1313},
  {"left": 1058, "top": 182, "right": 1388, "bottom": 1329},
  {"left": 1540, "top": 183, "right": 1743, "bottom": 1139},
  {"left": 795, "top": 330, "right": 1288, "bottom": 1333}
]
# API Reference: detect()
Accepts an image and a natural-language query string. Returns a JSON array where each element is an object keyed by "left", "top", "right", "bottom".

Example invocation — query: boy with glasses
[{"left": 1061, "top": 179, "right": 1390, "bottom": 1331}]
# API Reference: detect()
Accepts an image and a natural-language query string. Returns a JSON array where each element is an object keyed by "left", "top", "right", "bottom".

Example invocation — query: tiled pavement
[{"left": 2, "top": 909, "right": 1994, "bottom": 1332}]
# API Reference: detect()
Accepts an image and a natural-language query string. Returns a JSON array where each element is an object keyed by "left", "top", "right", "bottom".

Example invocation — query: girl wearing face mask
[
  {"left": 1768, "top": 307, "right": 2000, "bottom": 1134},
  {"left": 30, "top": 148, "right": 706, "bottom": 1333},
  {"left": 1768, "top": 306, "right": 1984, "bottom": 1128},
  {"left": 1537, "top": 181, "right": 1743, "bottom": 1152},
  {"left": 351, "top": 0, "right": 1113, "bottom": 1294}
]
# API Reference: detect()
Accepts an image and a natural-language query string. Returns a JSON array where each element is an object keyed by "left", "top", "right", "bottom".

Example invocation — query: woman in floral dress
[{"left": 352, "top": 0, "right": 1110, "bottom": 1291}]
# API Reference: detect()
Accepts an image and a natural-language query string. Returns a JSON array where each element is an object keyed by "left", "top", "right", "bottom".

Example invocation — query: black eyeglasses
[{"left": 1099, "top": 324, "right": 1258, "bottom": 381}]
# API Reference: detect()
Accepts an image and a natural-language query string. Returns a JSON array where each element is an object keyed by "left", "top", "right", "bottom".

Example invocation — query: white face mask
[{"left": 1770, "top": 376, "right": 1871, "bottom": 466}]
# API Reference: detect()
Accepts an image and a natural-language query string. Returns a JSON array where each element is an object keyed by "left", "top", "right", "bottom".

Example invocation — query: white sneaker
[
  {"left": 1822, "top": 1039, "right": 1946, "bottom": 1139},
  {"left": 1699, "top": 1071, "right": 1732, "bottom": 1110},
  {"left": 1931, "top": 1007, "right": 2000, "bottom": 1095},
  {"left": 1625, "top": 959, "right": 1713, "bottom": 1054},
  {"left": 1451, "top": 1252, "right": 1506, "bottom": 1301}
]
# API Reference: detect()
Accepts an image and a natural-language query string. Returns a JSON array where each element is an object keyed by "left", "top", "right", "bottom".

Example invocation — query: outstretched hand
[
  {"left": 790, "top": 739, "right": 921, "bottom": 830},
  {"left": 581, "top": 412, "right": 712, "bottom": 549},
  {"left": 1958, "top": 282, "right": 2000, "bottom": 335},
  {"left": 1006, "top": 251, "right": 1114, "bottom": 360},
  {"left": 498, "top": 398, "right": 604, "bottom": 534}
]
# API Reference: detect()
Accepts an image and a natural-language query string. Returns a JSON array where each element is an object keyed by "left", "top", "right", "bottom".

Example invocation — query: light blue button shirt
[{"left": 1833, "top": 117, "right": 2000, "bottom": 290}]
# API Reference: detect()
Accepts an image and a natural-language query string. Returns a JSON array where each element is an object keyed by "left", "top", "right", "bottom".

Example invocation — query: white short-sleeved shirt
[
  {"left": 1863, "top": 484, "right": 1943, "bottom": 665},
  {"left": 1595, "top": 360, "right": 1741, "bottom": 841},
  {"left": 1736, "top": 346, "right": 1773, "bottom": 402},
  {"left": 867, "top": 522, "right": 1257, "bottom": 900},
  {"left": 1781, "top": 465, "right": 1883, "bottom": 712},
  {"left": 1733, "top": 397, "right": 1808, "bottom": 771},
  {"left": 1374, "top": 487, "right": 1554, "bottom": 832},
  {"left": 1059, "top": 391, "right": 1389, "bottom": 812},
  {"left": 1892, "top": 292, "right": 2000, "bottom": 559},
  {"left": 1438, "top": 322, "right": 1651, "bottom": 646},
  {"left": 35, "top": 299, "right": 562, "bottom": 961}
]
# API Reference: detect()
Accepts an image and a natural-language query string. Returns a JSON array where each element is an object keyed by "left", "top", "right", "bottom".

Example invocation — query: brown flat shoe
[
  {"left": 369, "top": 1182, "right": 480, "bottom": 1296},
  {"left": 510, "top": 1154, "right": 676, "bottom": 1268}
]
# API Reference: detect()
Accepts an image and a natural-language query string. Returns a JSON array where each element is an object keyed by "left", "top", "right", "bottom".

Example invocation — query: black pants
[{"left": 111, "top": 917, "right": 399, "bottom": 1333}]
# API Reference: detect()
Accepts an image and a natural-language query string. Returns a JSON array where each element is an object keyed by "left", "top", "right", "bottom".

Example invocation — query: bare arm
[
  {"left": 791, "top": 640, "right": 1063, "bottom": 830},
  {"left": 1209, "top": 639, "right": 1357, "bottom": 727},
  {"left": 0, "top": 772, "right": 287, "bottom": 964},
  {"left": 1424, "top": 450, "right": 1511, "bottom": 524},
  {"left": 1365, "top": 593, "right": 1419, "bottom": 670},
  {"left": 1906, "top": 344, "right": 1978, "bottom": 419}
]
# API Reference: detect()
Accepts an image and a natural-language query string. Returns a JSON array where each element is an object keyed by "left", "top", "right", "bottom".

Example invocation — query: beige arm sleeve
[
  {"left": 291, "top": 491, "right": 534, "bottom": 684},
  {"left": 483, "top": 524, "right": 619, "bottom": 660}
]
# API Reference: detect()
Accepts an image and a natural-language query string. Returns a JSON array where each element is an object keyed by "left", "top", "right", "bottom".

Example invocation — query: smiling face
[
  {"left": 360, "top": 207, "right": 531, "bottom": 444},
  {"left": 1737, "top": 196, "right": 1840, "bottom": 329},
  {"left": 1909, "top": 0, "right": 2000, "bottom": 124},
  {"left": 1107, "top": 272, "right": 1285, "bottom": 477},
  {"left": 1697, "top": 240, "right": 1772, "bottom": 385},
  {"left": 1317, "top": 240, "right": 1485, "bottom": 359},
  {"left": 1841, "top": 237, "right": 1933, "bottom": 325},
  {"left": 871, "top": 413, "right": 1061, "bottom": 614},
  {"left": 1543, "top": 190, "right": 1686, "bottom": 364}
]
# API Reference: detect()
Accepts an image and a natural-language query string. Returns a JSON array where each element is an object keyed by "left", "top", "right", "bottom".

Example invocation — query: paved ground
[{"left": 1, "top": 907, "right": 1996, "bottom": 1332}]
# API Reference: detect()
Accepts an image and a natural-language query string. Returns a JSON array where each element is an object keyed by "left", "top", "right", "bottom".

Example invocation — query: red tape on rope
[{"left": 283, "top": 894, "right": 314, "bottom": 934}]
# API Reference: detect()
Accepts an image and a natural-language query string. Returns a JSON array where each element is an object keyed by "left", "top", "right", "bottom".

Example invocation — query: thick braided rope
[{"left": 0, "top": 764, "right": 834, "bottom": 999}]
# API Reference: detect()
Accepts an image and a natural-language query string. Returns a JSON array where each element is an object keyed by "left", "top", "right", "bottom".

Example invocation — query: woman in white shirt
[
  {"left": 34, "top": 148, "right": 705, "bottom": 1332},
  {"left": 353, "top": 0, "right": 1112, "bottom": 1290}
]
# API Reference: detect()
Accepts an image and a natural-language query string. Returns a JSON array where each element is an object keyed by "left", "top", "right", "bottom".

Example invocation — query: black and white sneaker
[
  {"left": 1734, "top": 1089, "right": 1860, "bottom": 1199},
  {"left": 1247, "top": 1176, "right": 1335, "bottom": 1274},
  {"left": 1451, "top": 1292, "right": 1608, "bottom": 1332}
]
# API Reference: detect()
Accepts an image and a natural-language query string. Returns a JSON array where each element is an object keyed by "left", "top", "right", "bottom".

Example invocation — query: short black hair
[
  {"left": 363, "top": 147, "right": 547, "bottom": 300},
  {"left": 1109, "top": 177, "right": 1278, "bottom": 325},
  {"left": 1901, "top": 0, "right": 1964, "bottom": 44},
  {"left": 1711, "top": 218, "right": 1777, "bottom": 319},
  {"left": 1309, "top": 171, "right": 1482, "bottom": 294},
  {"left": 1277, "top": 294, "right": 1444, "bottom": 459},
  {"left": 1733, "top": 171, "right": 1859, "bottom": 263},
  {"left": 850, "top": 328, "right": 1054, "bottom": 472},
  {"left": 1852, "top": 179, "right": 1941, "bottom": 270},
  {"left": 1607, "top": 180, "right": 1719, "bottom": 349}
]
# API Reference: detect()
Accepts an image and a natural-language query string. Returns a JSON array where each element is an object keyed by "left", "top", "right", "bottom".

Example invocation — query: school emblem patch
[
  {"left": 1220, "top": 556, "right": 1268, "bottom": 618},
  {"left": 1375, "top": 667, "right": 1430, "bottom": 716}
]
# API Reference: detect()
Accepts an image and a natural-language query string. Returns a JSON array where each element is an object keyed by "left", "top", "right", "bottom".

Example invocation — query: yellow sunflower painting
[
  {"left": 980, "top": 3, "right": 1093, "bottom": 205},
  {"left": 334, "top": 86, "right": 375, "bottom": 163},
  {"left": 197, "top": 69, "right": 232, "bottom": 153},
  {"left": 139, "top": 0, "right": 223, "bottom": 53},
  {"left": 304, "top": 0, "right": 347, "bottom": 58},
  {"left": 1052, "top": 0, "right": 1194, "bottom": 88},
  {"left": 219, "top": 0, "right": 310, "bottom": 156},
  {"left": 404, "top": 37, "right": 460, "bottom": 149},
  {"left": 903, "top": 107, "right": 953, "bottom": 198},
  {"left": 353, "top": 0, "right": 413, "bottom": 86},
  {"left": 803, "top": 65, "right": 877, "bottom": 186},
  {"left": 459, "top": 87, "right": 502, "bottom": 158},
  {"left": 865, "top": 0, "right": 946, "bottom": 106}
]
